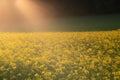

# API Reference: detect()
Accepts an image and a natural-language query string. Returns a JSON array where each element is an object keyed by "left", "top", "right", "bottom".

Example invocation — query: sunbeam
[
  {"left": 16, "top": 0, "right": 43, "bottom": 25},
  {"left": 0, "top": 0, "right": 56, "bottom": 31}
]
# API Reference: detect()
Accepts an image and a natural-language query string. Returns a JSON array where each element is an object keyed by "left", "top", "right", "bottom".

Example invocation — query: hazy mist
[{"left": 0, "top": 0, "right": 56, "bottom": 31}]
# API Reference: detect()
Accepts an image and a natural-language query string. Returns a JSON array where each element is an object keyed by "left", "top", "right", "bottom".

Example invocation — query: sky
[{"left": 0, "top": 0, "right": 120, "bottom": 31}]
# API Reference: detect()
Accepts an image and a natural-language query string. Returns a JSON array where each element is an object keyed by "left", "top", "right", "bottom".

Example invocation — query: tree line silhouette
[{"left": 36, "top": 0, "right": 120, "bottom": 16}]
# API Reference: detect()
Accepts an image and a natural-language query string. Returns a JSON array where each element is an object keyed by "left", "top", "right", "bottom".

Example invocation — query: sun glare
[
  {"left": 16, "top": 0, "right": 43, "bottom": 25},
  {"left": 0, "top": 0, "right": 56, "bottom": 31}
]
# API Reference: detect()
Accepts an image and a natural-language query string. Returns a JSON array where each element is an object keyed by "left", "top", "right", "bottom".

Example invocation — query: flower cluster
[{"left": 0, "top": 31, "right": 120, "bottom": 80}]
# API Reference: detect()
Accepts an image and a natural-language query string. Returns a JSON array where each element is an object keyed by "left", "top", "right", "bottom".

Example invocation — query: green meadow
[{"left": 48, "top": 14, "right": 120, "bottom": 31}]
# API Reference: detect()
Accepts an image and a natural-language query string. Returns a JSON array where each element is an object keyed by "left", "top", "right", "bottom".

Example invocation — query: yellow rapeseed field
[{"left": 0, "top": 31, "right": 120, "bottom": 80}]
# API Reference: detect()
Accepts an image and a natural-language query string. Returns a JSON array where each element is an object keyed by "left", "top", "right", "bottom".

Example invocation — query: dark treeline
[{"left": 35, "top": 0, "right": 120, "bottom": 16}]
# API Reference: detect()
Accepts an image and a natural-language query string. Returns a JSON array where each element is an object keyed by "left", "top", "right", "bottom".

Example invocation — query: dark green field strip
[{"left": 51, "top": 14, "right": 120, "bottom": 31}]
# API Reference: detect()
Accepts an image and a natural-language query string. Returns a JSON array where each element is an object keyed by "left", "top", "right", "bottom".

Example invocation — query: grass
[{"left": 50, "top": 14, "right": 120, "bottom": 31}]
